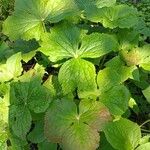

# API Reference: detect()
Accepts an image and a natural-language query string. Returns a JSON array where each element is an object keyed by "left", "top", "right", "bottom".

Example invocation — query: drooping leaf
[
  {"left": 58, "top": 58, "right": 96, "bottom": 94},
  {"left": 3, "top": 0, "right": 77, "bottom": 40},
  {"left": 104, "top": 118, "right": 141, "bottom": 150},
  {"left": 45, "top": 98, "right": 111, "bottom": 149}
]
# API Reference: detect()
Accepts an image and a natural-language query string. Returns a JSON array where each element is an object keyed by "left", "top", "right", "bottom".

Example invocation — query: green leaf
[
  {"left": 97, "top": 61, "right": 135, "bottom": 92},
  {"left": 79, "top": 100, "right": 111, "bottom": 130},
  {"left": 58, "top": 58, "right": 96, "bottom": 94},
  {"left": 40, "top": 23, "right": 118, "bottom": 62},
  {"left": 78, "top": 33, "right": 118, "bottom": 58},
  {"left": 38, "top": 140, "right": 57, "bottom": 150},
  {"left": 45, "top": 98, "right": 111, "bottom": 149},
  {"left": 75, "top": 0, "right": 116, "bottom": 19},
  {"left": 9, "top": 105, "right": 32, "bottom": 139},
  {"left": 0, "top": 42, "right": 14, "bottom": 63},
  {"left": 139, "top": 135, "right": 150, "bottom": 145},
  {"left": 142, "top": 86, "right": 150, "bottom": 103},
  {"left": 27, "top": 120, "right": 45, "bottom": 143},
  {"left": 88, "top": 5, "right": 138, "bottom": 29},
  {"left": 104, "top": 118, "right": 141, "bottom": 150},
  {"left": 136, "top": 143, "right": 150, "bottom": 150},
  {"left": 120, "top": 45, "right": 150, "bottom": 69},
  {"left": 100, "top": 85, "right": 130, "bottom": 116},
  {"left": 62, "top": 123, "right": 99, "bottom": 150},
  {"left": 40, "top": 23, "right": 81, "bottom": 62},
  {"left": 0, "top": 52, "right": 22, "bottom": 82},
  {"left": 16, "top": 64, "right": 45, "bottom": 82},
  {"left": 45, "top": 99, "right": 77, "bottom": 143},
  {"left": 3, "top": 0, "right": 76, "bottom": 40},
  {"left": 13, "top": 39, "right": 39, "bottom": 62},
  {"left": 75, "top": 0, "right": 116, "bottom": 10},
  {"left": 10, "top": 78, "right": 51, "bottom": 113},
  {"left": 98, "top": 132, "right": 115, "bottom": 150}
]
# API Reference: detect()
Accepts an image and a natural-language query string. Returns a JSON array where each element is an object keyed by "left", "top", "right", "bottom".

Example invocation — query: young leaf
[
  {"left": 58, "top": 58, "right": 96, "bottom": 94},
  {"left": 45, "top": 98, "right": 111, "bottom": 149},
  {"left": 104, "top": 118, "right": 141, "bottom": 150},
  {"left": 3, "top": 0, "right": 77, "bottom": 40}
]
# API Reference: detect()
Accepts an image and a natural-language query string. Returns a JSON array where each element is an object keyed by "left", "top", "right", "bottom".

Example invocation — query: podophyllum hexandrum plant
[{"left": 0, "top": 0, "right": 150, "bottom": 150}]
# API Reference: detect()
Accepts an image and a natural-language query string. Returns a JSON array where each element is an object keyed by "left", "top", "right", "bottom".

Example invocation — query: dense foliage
[{"left": 0, "top": 0, "right": 150, "bottom": 149}]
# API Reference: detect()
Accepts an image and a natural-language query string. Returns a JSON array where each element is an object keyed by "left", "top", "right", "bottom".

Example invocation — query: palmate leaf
[
  {"left": 10, "top": 78, "right": 51, "bottom": 113},
  {"left": 80, "top": 57, "right": 131, "bottom": 116},
  {"left": 75, "top": 0, "right": 116, "bottom": 10},
  {"left": 104, "top": 118, "right": 141, "bottom": 150},
  {"left": 88, "top": 5, "right": 138, "bottom": 29},
  {"left": 75, "top": 0, "right": 116, "bottom": 18},
  {"left": 9, "top": 78, "right": 51, "bottom": 139},
  {"left": 3, "top": 0, "right": 77, "bottom": 40},
  {"left": 40, "top": 23, "right": 118, "bottom": 94},
  {"left": 45, "top": 99, "right": 111, "bottom": 150},
  {"left": 40, "top": 23, "right": 118, "bottom": 62},
  {"left": 58, "top": 58, "right": 97, "bottom": 94}
]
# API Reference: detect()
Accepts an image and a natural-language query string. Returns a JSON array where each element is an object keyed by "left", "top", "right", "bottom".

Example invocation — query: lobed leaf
[
  {"left": 104, "top": 118, "right": 141, "bottom": 150},
  {"left": 58, "top": 58, "right": 97, "bottom": 94},
  {"left": 45, "top": 98, "right": 111, "bottom": 149},
  {"left": 3, "top": 0, "right": 77, "bottom": 40}
]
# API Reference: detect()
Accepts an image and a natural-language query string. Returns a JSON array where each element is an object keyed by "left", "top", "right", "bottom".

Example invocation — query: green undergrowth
[{"left": 0, "top": 0, "right": 150, "bottom": 150}]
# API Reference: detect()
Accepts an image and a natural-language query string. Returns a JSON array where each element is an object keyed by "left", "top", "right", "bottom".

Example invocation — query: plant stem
[{"left": 140, "top": 119, "right": 150, "bottom": 127}]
